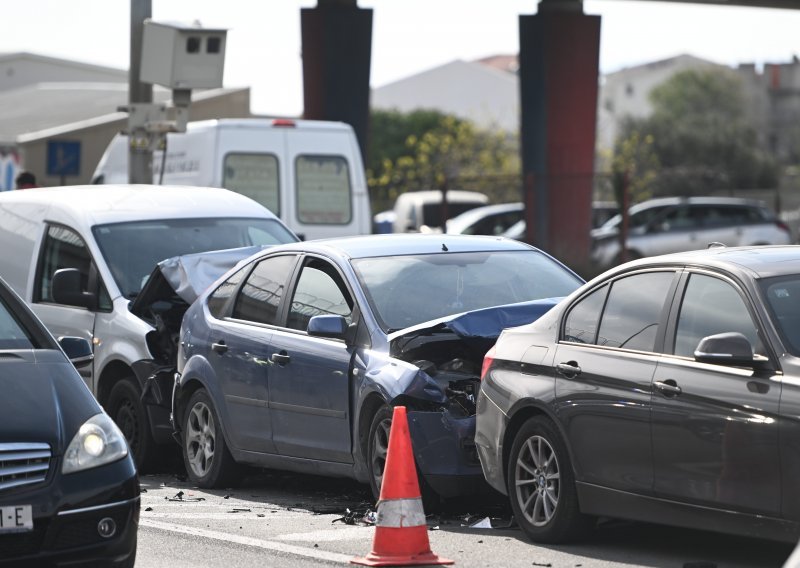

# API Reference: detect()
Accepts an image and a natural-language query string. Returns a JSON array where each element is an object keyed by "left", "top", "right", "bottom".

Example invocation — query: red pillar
[{"left": 519, "top": 3, "right": 600, "bottom": 271}]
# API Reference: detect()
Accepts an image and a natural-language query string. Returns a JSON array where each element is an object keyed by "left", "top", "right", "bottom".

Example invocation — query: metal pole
[{"left": 129, "top": 0, "right": 153, "bottom": 184}]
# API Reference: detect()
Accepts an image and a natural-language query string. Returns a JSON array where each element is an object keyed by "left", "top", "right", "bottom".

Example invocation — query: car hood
[
  {"left": 0, "top": 351, "right": 101, "bottom": 453},
  {"left": 388, "top": 297, "right": 563, "bottom": 348},
  {"left": 129, "top": 245, "right": 266, "bottom": 320}
]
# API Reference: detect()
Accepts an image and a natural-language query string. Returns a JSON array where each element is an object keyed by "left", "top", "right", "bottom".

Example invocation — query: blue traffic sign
[{"left": 47, "top": 140, "right": 81, "bottom": 177}]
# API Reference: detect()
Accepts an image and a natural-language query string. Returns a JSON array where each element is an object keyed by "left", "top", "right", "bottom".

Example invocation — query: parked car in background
[
  {"left": 0, "top": 185, "right": 298, "bottom": 472},
  {"left": 501, "top": 201, "right": 621, "bottom": 242},
  {"left": 446, "top": 202, "right": 524, "bottom": 236},
  {"left": 591, "top": 196, "right": 791, "bottom": 269},
  {"left": 92, "top": 118, "right": 372, "bottom": 240},
  {"left": 477, "top": 245, "right": 800, "bottom": 544},
  {"left": 392, "top": 190, "right": 489, "bottom": 233},
  {"left": 172, "top": 234, "right": 584, "bottom": 503},
  {"left": 0, "top": 275, "right": 138, "bottom": 567}
]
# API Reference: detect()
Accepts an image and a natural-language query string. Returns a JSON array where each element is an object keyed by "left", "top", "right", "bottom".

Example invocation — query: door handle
[
  {"left": 654, "top": 379, "right": 682, "bottom": 396},
  {"left": 270, "top": 352, "right": 290, "bottom": 366},
  {"left": 211, "top": 341, "right": 228, "bottom": 354},
  {"left": 556, "top": 361, "right": 581, "bottom": 378}
]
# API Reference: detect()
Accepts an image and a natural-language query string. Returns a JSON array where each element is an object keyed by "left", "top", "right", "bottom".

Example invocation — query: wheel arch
[
  {"left": 97, "top": 359, "right": 136, "bottom": 406},
  {"left": 355, "top": 392, "right": 389, "bottom": 481}
]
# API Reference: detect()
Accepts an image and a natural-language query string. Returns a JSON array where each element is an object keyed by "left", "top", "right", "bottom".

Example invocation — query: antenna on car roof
[
  {"left": 442, "top": 243, "right": 449, "bottom": 252},
  {"left": 708, "top": 242, "right": 727, "bottom": 249}
]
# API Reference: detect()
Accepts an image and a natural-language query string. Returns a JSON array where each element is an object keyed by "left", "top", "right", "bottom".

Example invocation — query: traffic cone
[{"left": 351, "top": 406, "right": 453, "bottom": 567}]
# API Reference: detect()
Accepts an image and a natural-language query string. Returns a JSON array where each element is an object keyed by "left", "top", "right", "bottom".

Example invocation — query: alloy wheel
[
  {"left": 514, "top": 435, "right": 561, "bottom": 527},
  {"left": 185, "top": 401, "right": 216, "bottom": 478}
]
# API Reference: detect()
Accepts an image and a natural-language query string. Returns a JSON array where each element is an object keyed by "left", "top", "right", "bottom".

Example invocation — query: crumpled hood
[
  {"left": 0, "top": 351, "right": 101, "bottom": 454},
  {"left": 388, "top": 297, "right": 564, "bottom": 347}
]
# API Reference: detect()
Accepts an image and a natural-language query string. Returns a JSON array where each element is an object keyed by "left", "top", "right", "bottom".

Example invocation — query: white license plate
[{"left": 0, "top": 505, "right": 33, "bottom": 533}]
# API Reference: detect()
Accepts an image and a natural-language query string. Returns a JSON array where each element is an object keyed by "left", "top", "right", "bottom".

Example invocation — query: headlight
[{"left": 62, "top": 413, "right": 128, "bottom": 474}]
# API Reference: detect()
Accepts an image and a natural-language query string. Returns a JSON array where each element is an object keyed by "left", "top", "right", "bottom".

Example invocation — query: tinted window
[
  {"left": 207, "top": 265, "right": 249, "bottom": 319},
  {"left": 597, "top": 272, "right": 674, "bottom": 351},
  {"left": 0, "top": 295, "right": 34, "bottom": 350},
  {"left": 232, "top": 255, "right": 296, "bottom": 325},
  {"left": 563, "top": 285, "right": 608, "bottom": 344},
  {"left": 286, "top": 260, "right": 353, "bottom": 332},
  {"left": 761, "top": 275, "right": 800, "bottom": 357},
  {"left": 296, "top": 155, "right": 352, "bottom": 225},
  {"left": 38, "top": 225, "right": 111, "bottom": 310},
  {"left": 222, "top": 153, "right": 280, "bottom": 215},
  {"left": 675, "top": 274, "right": 763, "bottom": 357}
]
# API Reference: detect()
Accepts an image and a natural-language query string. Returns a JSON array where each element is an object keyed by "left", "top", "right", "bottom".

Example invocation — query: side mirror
[
  {"left": 59, "top": 336, "right": 93, "bottom": 369},
  {"left": 694, "top": 332, "right": 756, "bottom": 367},
  {"left": 52, "top": 268, "right": 97, "bottom": 310},
  {"left": 307, "top": 315, "right": 348, "bottom": 340}
]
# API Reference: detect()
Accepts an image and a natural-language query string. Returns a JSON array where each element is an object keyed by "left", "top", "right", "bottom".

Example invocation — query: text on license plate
[{"left": 0, "top": 505, "right": 33, "bottom": 533}]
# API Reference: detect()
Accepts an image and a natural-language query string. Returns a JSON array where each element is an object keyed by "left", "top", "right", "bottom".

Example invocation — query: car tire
[
  {"left": 507, "top": 416, "right": 593, "bottom": 543},
  {"left": 107, "top": 377, "right": 159, "bottom": 473},
  {"left": 182, "top": 388, "right": 241, "bottom": 488},
  {"left": 366, "top": 405, "right": 441, "bottom": 511}
]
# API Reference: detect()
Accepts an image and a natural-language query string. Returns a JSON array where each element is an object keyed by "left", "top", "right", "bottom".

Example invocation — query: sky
[{"left": 3, "top": 0, "right": 800, "bottom": 117}]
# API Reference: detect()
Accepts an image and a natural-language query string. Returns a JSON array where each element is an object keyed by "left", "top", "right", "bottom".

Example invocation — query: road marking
[
  {"left": 276, "top": 527, "right": 373, "bottom": 542},
  {"left": 141, "top": 519, "right": 354, "bottom": 564}
]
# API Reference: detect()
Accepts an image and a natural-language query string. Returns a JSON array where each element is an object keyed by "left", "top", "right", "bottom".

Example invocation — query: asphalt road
[{"left": 133, "top": 469, "right": 796, "bottom": 568}]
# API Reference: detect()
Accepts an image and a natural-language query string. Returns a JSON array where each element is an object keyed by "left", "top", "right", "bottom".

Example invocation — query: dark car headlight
[{"left": 62, "top": 413, "right": 129, "bottom": 474}]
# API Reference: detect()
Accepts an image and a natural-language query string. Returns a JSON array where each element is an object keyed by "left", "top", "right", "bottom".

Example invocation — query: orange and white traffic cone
[{"left": 351, "top": 406, "right": 454, "bottom": 567}]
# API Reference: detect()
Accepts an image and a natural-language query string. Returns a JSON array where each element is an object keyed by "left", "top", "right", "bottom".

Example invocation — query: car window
[
  {"left": 0, "top": 295, "right": 34, "bottom": 350},
  {"left": 674, "top": 273, "right": 763, "bottom": 358},
  {"left": 563, "top": 285, "right": 608, "bottom": 344},
  {"left": 232, "top": 255, "right": 296, "bottom": 325},
  {"left": 597, "top": 272, "right": 674, "bottom": 351},
  {"left": 761, "top": 275, "right": 800, "bottom": 357},
  {"left": 296, "top": 155, "right": 352, "bottom": 225},
  {"left": 37, "top": 225, "right": 111, "bottom": 310},
  {"left": 286, "top": 259, "right": 353, "bottom": 332},
  {"left": 207, "top": 264, "right": 250, "bottom": 319},
  {"left": 222, "top": 153, "right": 280, "bottom": 215}
]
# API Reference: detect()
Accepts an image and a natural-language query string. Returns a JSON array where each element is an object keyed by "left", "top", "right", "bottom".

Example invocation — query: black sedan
[
  {"left": 171, "top": 234, "right": 583, "bottom": 502},
  {"left": 476, "top": 245, "right": 800, "bottom": 544},
  {"left": 0, "top": 277, "right": 139, "bottom": 566}
]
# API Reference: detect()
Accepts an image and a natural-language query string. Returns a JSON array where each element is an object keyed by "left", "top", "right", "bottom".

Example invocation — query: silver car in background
[{"left": 591, "top": 196, "right": 792, "bottom": 269}]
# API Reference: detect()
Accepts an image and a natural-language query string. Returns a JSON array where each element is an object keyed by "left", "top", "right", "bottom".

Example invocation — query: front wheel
[
  {"left": 507, "top": 416, "right": 593, "bottom": 543},
  {"left": 182, "top": 389, "right": 241, "bottom": 488},
  {"left": 107, "top": 377, "right": 158, "bottom": 473}
]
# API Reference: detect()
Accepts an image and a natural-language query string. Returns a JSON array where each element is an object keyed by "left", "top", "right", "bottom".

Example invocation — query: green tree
[
  {"left": 368, "top": 110, "right": 520, "bottom": 212},
  {"left": 613, "top": 68, "right": 778, "bottom": 202}
]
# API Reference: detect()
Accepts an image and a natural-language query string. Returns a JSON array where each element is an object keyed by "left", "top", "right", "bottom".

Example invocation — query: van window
[
  {"left": 296, "top": 155, "right": 352, "bottom": 225},
  {"left": 37, "top": 225, "right": 112, "bottom": 310},
  {"left": 223, "top": 153, "right": 280, "bottom": 216}
]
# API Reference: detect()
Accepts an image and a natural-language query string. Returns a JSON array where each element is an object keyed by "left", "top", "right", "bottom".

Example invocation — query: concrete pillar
[
  {"left": 519, "top": 0, "right": 600, "bottom": 270},
  {"left": 301, "top": 0, "right": 373, "bottom": 162}
]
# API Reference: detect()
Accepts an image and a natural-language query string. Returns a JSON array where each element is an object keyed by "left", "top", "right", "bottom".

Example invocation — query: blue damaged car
[{"left": 171, "top": 234, "right": 583, "bottom": 501}]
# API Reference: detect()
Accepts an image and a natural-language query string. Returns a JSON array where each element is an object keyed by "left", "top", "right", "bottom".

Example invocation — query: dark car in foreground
[
  {"left": 172, "top": 234, "right": 583, "bottom": 501},
  {"left": 0, "top": 276, "right": 138, "bottom": 567},
  {"left": 476, "top": 245, "right": 800, "bottom": 544}
]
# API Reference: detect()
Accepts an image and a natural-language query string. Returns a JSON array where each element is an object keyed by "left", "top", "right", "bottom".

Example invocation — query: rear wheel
[
  {"left": 107, "top": 377, "right": 159, "bottom": 473},
  {"left": 182, "top": 389, "right": 241, "bottom": 488},
  {"left": 507, "top": 416, "right": 593, "bottom": 543}
]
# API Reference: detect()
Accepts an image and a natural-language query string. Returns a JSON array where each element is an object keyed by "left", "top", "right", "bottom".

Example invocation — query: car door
[
  {"left": 205, "top": 254, "right": 298, "bottom": 453},
  {"left": 651, "top": 270, "right": 781, "bottom": 516},
  {"left": 554, "top": 270, "right": 678, "bottom": 494},
  {"left": 267, "top": 255, "right": 355, "bottom": 463}
]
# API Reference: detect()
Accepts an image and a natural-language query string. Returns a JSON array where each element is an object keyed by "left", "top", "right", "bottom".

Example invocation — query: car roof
[
  {"left": 446, "top": 202, "right": 524, "bottom": 233},
  {"left": 0, "top": 185, "right": 280, "bottom": 226},
  {"left": 393, "top": 190, "right": 489, "bottom": 205},
  {"left": 617, "top": 245, "right": 800, "bottom": 279},
  {"left": 630, "top": 196, "right": 768, "bottom": 213},
  {"left": 266, "top": 234, "right": 538, "bottom": 261}
]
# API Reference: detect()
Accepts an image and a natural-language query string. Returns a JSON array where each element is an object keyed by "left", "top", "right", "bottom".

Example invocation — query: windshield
[
  {"left": 352, "top": 250, "right": 583, "bottom": 332},
  {"left": 760, "top": 275, "right": 800, "bottom": 357},
  {"left": 93, "top": 217, "right": 297, "bottom": 299}
]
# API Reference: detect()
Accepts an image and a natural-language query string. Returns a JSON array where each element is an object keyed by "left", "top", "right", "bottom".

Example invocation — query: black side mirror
[
  {"left": 59, "top": 336, "right": 93, "bottom": 369},
  {"left": 694, "top": 332, "right": 756, "bottom": 367},
  {"left": 307, "top": 315, "right": 348, "bottom": 340},
  {"left": 52, "top": 268, "right": 97, "bottom": 310}
]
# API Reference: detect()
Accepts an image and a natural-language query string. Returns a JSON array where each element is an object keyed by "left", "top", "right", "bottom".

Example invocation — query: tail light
[
  {"left": 776, "top": 219, "right": 791, "bottom": 235},
  {"left": 272, "top": 119, "right": 296, "bottom": 127},
  {"left": 481, "top": 345, "right": 496, "bottom": 381}
]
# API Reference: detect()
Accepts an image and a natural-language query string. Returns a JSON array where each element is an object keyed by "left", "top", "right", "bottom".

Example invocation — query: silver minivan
[
  {"left": 0, "top": 185, "right": 297, "bottom": 471},
  {"left": 591, "top": 196, "right": 792, "bottom": 269}
]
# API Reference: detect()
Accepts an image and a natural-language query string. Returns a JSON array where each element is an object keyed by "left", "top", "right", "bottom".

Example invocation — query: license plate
[{"left": 0, "top": 505, "right": 33, "bottom": 533}]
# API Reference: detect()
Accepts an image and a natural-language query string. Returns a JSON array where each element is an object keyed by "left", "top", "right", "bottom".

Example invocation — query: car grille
[{"left": 0, "top": 443, "right": 51, "bottom": 492}]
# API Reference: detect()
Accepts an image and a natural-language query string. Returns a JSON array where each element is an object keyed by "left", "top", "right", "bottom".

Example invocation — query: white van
[
  {"left": 0, "top": 184, "right": 298, "bottom": 471},
  {"left": 92, "top": 118, "right": 372, "bottom": 240}
]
